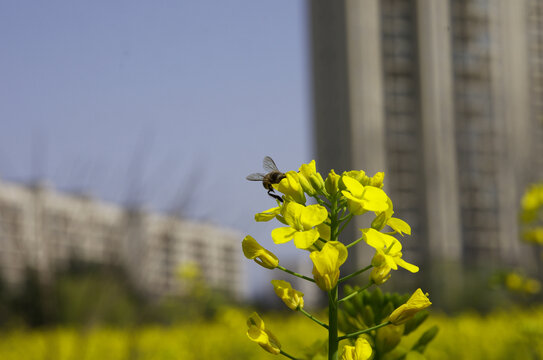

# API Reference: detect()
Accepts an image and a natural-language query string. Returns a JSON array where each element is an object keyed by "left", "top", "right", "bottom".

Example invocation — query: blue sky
[{"left": 0, "top": 1, "right": 313, "bottom": 297}]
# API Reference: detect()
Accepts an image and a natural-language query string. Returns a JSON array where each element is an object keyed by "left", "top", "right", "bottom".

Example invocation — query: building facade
[
  {"left": 0, "top": 180, "right": 245, "bottom": 299},
  {"left": 309, "top": 0, "right": 543, "bottom": 290}
]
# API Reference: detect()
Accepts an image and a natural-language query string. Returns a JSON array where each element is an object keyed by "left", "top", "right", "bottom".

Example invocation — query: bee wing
[
  {"left": 246, "top": 173, "right": 266, "bottom": 181},
  {"left": 263, "top": 156, "right": 280, "bottom": 172}
]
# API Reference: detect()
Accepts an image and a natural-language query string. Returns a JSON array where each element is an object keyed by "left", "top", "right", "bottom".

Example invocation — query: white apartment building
[{"left": 0, "top": 179, "right": 245, "bottom": 299}]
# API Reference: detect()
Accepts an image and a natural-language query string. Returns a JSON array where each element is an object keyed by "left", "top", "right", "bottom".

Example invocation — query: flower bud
[
  {"left": 275, "top": 171, "right": 306, "bottom": 204},
  {"left": 271, "top": 280, "right": 304, "bottom": 310},
  {"left": 341, "top": 337, "right": 373, "bottom": 360},
  {"left": 388, "top": 289, "right": 431, "bottom": 325},
  {"left": 310, "top": 241, "right": 348, "bottom": 291},
  {"left": 325, "top": 169, "right": 340, "bottom": 195},
  {"left": 247, "top": 312, "right": 281, "bottom": 355},
  {"left": 369, "top": 172, "right": 385, "bottom": 188},
  {"left": 298, "top": 160, "right": 324, "bottom": 196},
  {"left": 242, "top": 235, "right": 279, "bottom": 269},
  {"left": 376, "top": 324, "right": 402, "bottom": 353}
]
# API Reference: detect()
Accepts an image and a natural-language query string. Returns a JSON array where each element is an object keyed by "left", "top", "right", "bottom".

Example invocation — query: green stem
[
  {"left": 328, "top": 286, "right": 339, "bottom": 360},
  {"left": 298, "top": 307, "right": 329, "bottom": 329},
  {"left": 337, "top": 214, "right": 353, "bottom": 236},
  {"left": 345, "top": 236, "right": 364, "bottom": 249},
  {"left": 338, "top": 213, "right": 352, "bottom": 223},
  {"left": 338, "top": 282, "right": 372, "bottom": 303},
  {"left": 280, "top": 350, "right": 299, "bottom": 360},
  {"left": 326, "top": 191, "right": 340, "bottom": 360},
  {"left": 339, "top": 265, "right": 372, "bottom": 283},
  {"left": 277, "top": 265, "right": 315, "bottom": 283},
  {"left": 313, "top": 196, "right": 332, "bottom": 209},
  {"left": 338, "top": 321, "right": 391, "bottom": 341}
]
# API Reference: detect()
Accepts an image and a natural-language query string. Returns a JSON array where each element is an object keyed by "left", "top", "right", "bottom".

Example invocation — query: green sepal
[{"left": 371, "top": 212, "right": 387, "bottom": 231}]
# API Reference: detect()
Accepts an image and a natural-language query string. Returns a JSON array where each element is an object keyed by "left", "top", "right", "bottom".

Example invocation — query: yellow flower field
[{"left": 0, "top": 306, "right": 542, "bottom": 360}]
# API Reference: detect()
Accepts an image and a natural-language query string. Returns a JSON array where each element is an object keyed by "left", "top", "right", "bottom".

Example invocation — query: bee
[{"left": 246, "top": 156, "right": 286, "bottom": 202}]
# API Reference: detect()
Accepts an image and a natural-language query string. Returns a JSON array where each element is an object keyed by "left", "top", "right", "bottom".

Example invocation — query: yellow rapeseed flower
[
  {"left": 246, "top": 312, "right": 281, "bottom": 354},
  {"left": 310, "top": 241, "right": 348, "bottom": 291},
  {"left": 341, "top": 337, "right": 373, "bottom": 360},
  {"left": 274, "top": 171, "right": 306, "bottom": 204},
  {"left": 341, "top": 176, "right": 389, "bottom": 215},
  {"left": 362, "top": 228, "right": 418, "bottom": 273},
  {"left": 271, "top": 280, "right": 304, "bottom": 310},
  {"left": 271, "top": 201, "right": 328, "bottom": 249},
  {"left": 388, "top": 288, "right": 431, "bottom": 325},
  {"left": 242, "top": 235, "right": 279, "bottom": 269}
]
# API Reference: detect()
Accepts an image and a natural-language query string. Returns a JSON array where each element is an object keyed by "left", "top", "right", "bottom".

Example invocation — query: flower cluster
[{"left": 243, "top": 159, "right": 431, "bottom": 360}]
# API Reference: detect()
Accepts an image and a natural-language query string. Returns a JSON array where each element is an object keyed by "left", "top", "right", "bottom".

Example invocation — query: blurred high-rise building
[
  {"left": 0, "top": 179, "right": 245, "bottom": 299},
  {"left": 309, "top": 0, "right": 543, "bottom": 295}
]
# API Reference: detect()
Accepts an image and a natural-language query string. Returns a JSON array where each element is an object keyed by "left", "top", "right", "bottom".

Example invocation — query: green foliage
[{"left": 338, "top": 287, "right": 436, "bottom": 360}]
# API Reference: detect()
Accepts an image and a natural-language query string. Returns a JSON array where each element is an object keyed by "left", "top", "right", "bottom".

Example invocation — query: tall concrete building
[
  {"left": 0, "top": 179, "right": 245, "bottom": 299},
  {"left": 309, "top": 0, "right": 543, "bottom": 293}
]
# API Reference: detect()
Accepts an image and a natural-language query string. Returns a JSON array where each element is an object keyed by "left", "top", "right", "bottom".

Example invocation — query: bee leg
[{"left": 267, "top": 189, "right": 283, "bottom": 203}]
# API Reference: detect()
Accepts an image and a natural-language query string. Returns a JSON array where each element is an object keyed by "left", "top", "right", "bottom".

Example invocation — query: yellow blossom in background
[
  {"left": 274, "top": 171, "right": 306, "bottom": 204},
  {"left": 246, "top": 312, "right": 281, "bottom": 355},
  {"left": 242, "top": 236, "right": 279, "bottom": 269},
  {"left": 522, "top": 227, "right": 543, "bottom": 245},
  {"left": 310, "top": 241, "right": 348, "bottom": 291},
  {"left": 363, "top": 228, "right": 418, "bottom": 273},
  {"left": 325, "top": 169, "right": 341, "bottom": 195},
  {"left": 271, "top": 201, "right": 328, "bottom": 249},
  {"left": 298, "top": 160, "right": 325, "bottom": 196},
  {"left": 505, "top": 272, "right": 541, "bottom": 295},
  {"left": 271, "top": 280, "right": 304, "bottom": 310},
  {"left": 388, "top": 289, "right": 431, "bottom": 325},
  {"left": 177, "top": 262, "right": 201, "bottom": 280},
  {"left": 341, "top": 337, "right": 373, "bottom": 360},
  {"left": 341, "top": 176, "right": 389, "bottom": 215}
]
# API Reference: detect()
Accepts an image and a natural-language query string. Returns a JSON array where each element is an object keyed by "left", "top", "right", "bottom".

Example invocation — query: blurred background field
[{"left": 0, "top": 306, "right": 542, "bottom": 360}]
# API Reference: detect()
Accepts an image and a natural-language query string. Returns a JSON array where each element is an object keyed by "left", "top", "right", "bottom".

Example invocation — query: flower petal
[
  {"left": 300, "top": 204, "right": 328, "bottom": 229},
  {"left": 387, "top": 217, "right": 411, "bottom": 236},
  {"left": 342, "top": 176, "right": 365, "bottom": 198},
  {"left": 293, "top": 228, "right": 319, "bottom": 249},
  {"left": 271, "top": 227, "right": 297, "bottom": 244}
]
